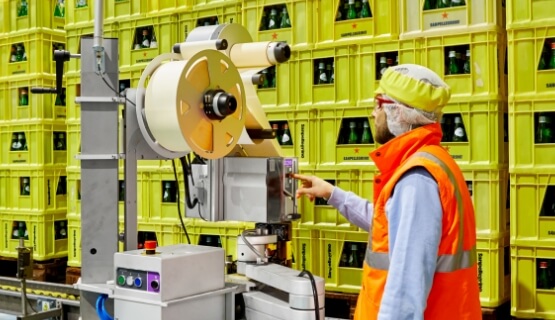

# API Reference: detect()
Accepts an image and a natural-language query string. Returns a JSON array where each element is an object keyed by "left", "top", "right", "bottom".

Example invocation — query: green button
[{"left": 117, "top": 275, "right": 126, "bottom": 286}]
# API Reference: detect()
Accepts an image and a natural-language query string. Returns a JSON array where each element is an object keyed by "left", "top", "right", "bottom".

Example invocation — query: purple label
[
  {"left": 284, "top": 159, "right": 293, "bottom": 166},
  {"left": 146, "top": 272, "right": 160, "bottom": 293}
]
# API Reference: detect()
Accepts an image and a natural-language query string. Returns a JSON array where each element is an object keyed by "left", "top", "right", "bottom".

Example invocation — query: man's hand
[{"left": 292, "top": 174, "right": 335, "bottom": 202}]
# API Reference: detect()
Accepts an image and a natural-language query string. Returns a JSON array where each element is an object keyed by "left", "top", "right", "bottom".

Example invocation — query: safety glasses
[{"left": 374, "top": 95, "right": 395, "bottom": 110}]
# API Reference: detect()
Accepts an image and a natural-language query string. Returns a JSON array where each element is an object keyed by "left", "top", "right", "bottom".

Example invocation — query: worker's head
[{"left": 372, "top": 64, "right": 451, "bottom": 144}]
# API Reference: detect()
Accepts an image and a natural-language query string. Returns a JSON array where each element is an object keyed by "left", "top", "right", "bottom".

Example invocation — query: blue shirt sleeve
[
  {"left": 378, "top": 167, "right": 443, "bottom": 320},
  {"left": 327, "top": 187, "right": 373, "bottom": 231}
]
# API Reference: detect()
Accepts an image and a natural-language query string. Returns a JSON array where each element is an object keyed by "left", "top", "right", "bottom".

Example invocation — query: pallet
[
  {"left": 0, "top": 256, "right": 67, "bottom": 283},
  {"left": 482, "top": 301, "right": 511, "bottom": 320},
  {"left": 65, "top": 266, "right": 81, "bottom": 285},
  {"left": 325, "top": 291, "right": 358, "bottom": 320}
]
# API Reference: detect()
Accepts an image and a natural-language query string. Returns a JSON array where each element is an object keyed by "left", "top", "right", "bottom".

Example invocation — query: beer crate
[
  {"left": 414, "top": 30, "right": 507, "bottom": 101},
  {"left": 295, "top": 167, "right": 372, "bottom": 230},
  {"left": 1, "top": 121, "right": 67, "bottom": 167},
  {"left": 318, "top": 228, "right": 367, "bottom": 293},
  {"left": 0, "top": 30, "right": 66, "bottom": 79},
  {"left": 178, "top": 2, "right": 242, "bottom": 41},
  {"left": 315, "top": 0, "right": 399, "bottom": 47},
  {"left": 291, "top": 44, "right": 358, "bottom": 108},
  {"left": 509, "top": 100, "right": 555, "bottom": 170},
  {"left": 0, "top": 211, "right": 68, "bottom": 261},
  {"left": 65, "top": 168, "right": 151, "bottom": 222},
  {"left": 0, "top": 81, "right": 7, "bottom": 123},
  {"left": 510, "top": 170, "right": 555, "bottom": 244},
  {"left": 5, "top": 0, "right": 66, "bottom": 34},
  {"left": 255, "top": 61, "right": 297, "bottom": 108},
  {"left": 463, "top": 168, "right": 510, "bottom": 239},
  {"left": 265, "top": 108, "right": 318, "bottom": 168},
  {"left": 4, "top": 167, "right": 68, "bottom": 213},
  {"left": 477, "top": 234, "right": 511, "bottom": 308},
  {"left": 511, "top": 244, "right": 555, "bottom": 319},
  {"left": 400, "top": 0, "right": 505, "bottom": 40},
  {"left": 193, "top": 0, "right": 241, "bottom": 7},
  {"left": 241, "top": 0, "right": 314, "bottom": 49},
  {"left": 190, "top": 219, "right": 256, "bottom": 261},
  {"left": 291, "top": 227, "right": 320, "bottom": 273},
  {"left": 148, "top": 168, "right": 190, "bottom": 223},
  {"left": 508, "top": 27, "right": 555, "bottom": 101},
  {"left": 0, "top": 3, "right": 8, "bottom": 35},
  {"left": 2, "top": 76, "right": 66, "bottom": 122},
  {"left": 507, "top": 0, "right": 555, "bottom": 30}
]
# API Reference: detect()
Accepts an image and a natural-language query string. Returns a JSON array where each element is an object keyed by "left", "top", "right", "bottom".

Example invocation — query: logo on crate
[
  {"left": 547, "top": 83, "right": 555, "bottom": 89},
  {"left": 302, "top": 243, "right": 307, "bottom": 270},
  {"left": 33, "top": 225, "right": 37, "bottom": 252},
  {"left": 136, "top": 52, "right": 155, "bottom": 64},
  {"left": 477, "top": 253, "right": 483, "bottom": 292},
  {"left": 72, "top": 229, "right": 77, "bottom": 258},
  {"left": 327, "top": 244, "right": 333, "bottom": 279},
  {"left": 429, "top": 12, "right": 461, "bottom": 28},
  {"left": 343, "top": 149, "right": 370, "bottom": 161},
  {"left": 48, "top": 179, "right": 51, "bottom": 206},
  {"left": 300, "top": 124, "right": 305, "bottom": 159},
  {"left": 548, "top": 230, "right": 555, "bottom": 236},
  {"left": 340, "top": 25, "right": 368, "bottom": 39},
  {"left": 13, "top": 153, "right": 26, "bottom": 163},
  {"left": 3, "top": 222, "right": 7, "bottom": 249}
]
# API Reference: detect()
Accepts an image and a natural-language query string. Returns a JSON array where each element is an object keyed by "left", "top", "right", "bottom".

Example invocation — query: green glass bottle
[
  {"left": 330, "top": 61, "right": 335, "bottom": 84},
  {"left": 423, "top": 0, "right": 433, "bottom": 10},
  {"left": 437, "top": 0, "right": 450, "bottom": 8},
  {"left": 348, "top": 121, "right": 358, "bottom": 144},
  {"left": 59, "top": 221, "right": 67, "bottom": 238},
  {"left": 361, "top": 120, "right": 372, "bottom": 143},
  {"left": 326, "top": 63, "right": 333, "bottom": 83},
  {"left": 260, "top": 10, "right": 268, "bottom": 31},
  {"left": 270, "top": 67, "right": 276, "bottom": 88},
  {"left": 450, "top": 0, "right": 465, "bottom": 6},
  {"left": 361, "top": 0, "right": 372, "bottom": 17},
  {"left": 10, "top": 134, "right": 19, "bottom": 151},
  {"left": 452, "top": 116, "right": 467, "bottom": 142},
  {"left": 261, "top": 69, "right": 269, "bottom": 88},
  {"left": 76, "top": 0, "right": 87, "bottom": 8},
  {"left": 12, "top": 222, "right": 19, "bottom": 239},
  {"left": 19, "top": 88, "right": 29, "bottom": 106},
  {"left": 268, "top": 8, "right": 278, "bottom": 29},
  {"left": 16, "top": 45, "right": 25, "bottom": 62},
  {"left": 18, "top": 0, "right": 28, "bottom": 17},
  {"left": 349, "top": 243, "right": 360, "bottom": 268},
  {"left": 281, "top": 124, "right": 293, "bottom": 145},
  {"left": 54, "top": 0, "right": 65, "bottom": 18},
  {"left": 272, "top": 123, "right": 282, "bottom": 144},
  {"left": 537, "top": 261, "right": 552, "bottom": 289},
  {"left": 21, "top": 178, "right": 30, "bottom": 196},
  {"left": 549, "top": 42, "right": 555, "bottom": 70},
  {"left": 56, "top": 133, "right": 66, "bottom": 150},
  {"left": 347, "top": 0, "right": 357, "bottom": 20},
  {"left": 536, "top": 115, "right": 553, "bottom": 143},
  {"left": 317, "top": 62, "right": 328, "bottom": 84},
  {"left": 119, "top": 181, "right": 125, "bottom": 202},
  {"left": 141, "top": 29, "right": 150, "bottom": 48},
  {"left": 448, "top": 50, "right": 460, "bottom": 75},
  {"left": 354, "top": 0, "right": 362, "bottom": 18},
  {"left": 279, "top": 6, "right": 291, "bottom": 28},
  {"left": 463, "top": 49, "right": 471, "bottom": 74},
  {"left": 343, "top": 1, "right": 350, "bottom": 20},
  {"left": 18, "top": 222, "right": 26, "bottom": 239},
  {"left": 539, "top": 46, "right": 548, "bottom": 70},
  {"left": 378, "top": 56, "right": 388, "bottom": 80},
  {"left": 19, "top": 133, "right": 27, "bottom": 151},
  {"left": 162, "top": 182, "right": 174, "bottom": 202}
]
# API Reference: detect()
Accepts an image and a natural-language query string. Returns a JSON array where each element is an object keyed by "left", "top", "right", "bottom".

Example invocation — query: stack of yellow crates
[
  {"left": 507, "top": 1, "right": 555, "bottom": 318},
  {"left": 0, "top": 0, "right": 68, "bottom": 262},
  {"left": 262, "top": 0, "right": 511, "bottom": 308}
]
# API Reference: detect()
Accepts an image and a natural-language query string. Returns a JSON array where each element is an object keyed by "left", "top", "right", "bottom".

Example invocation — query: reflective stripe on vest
[{"left": 365, "top": 150, "right": 476, "bottom": 273}]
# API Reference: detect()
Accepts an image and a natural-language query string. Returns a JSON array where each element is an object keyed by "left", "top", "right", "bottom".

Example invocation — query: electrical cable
[
  {"left": 99, "top": 73, "right": 136, "bottom": 107},
  {"left": 298, "top": 270, "right": 320, "bottom": 320},
  {"left": 24, "top": 293, "right": 37, "bottom": 313},
  {"left": 240, "top": 229, "right": 265, "bottom": 260},
  {"left": 95, "top": 294, "right": 113, "bottom": 320},
  {"left": 173, "top": 158, "right": 191, "bottom": 244}
]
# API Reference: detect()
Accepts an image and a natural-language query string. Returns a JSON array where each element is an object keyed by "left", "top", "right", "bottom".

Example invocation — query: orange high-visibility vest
[{"left": 354, "top": 123, "right": 482, "bottom": 320}]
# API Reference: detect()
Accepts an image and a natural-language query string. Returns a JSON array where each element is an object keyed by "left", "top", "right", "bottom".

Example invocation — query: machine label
[
  {"left": 327, "top": 244, "right": 332, "bottom": 279},
  {"left": 300, "top": 124, "right": 306, "bottom": 159},
  {"left": 477, "top": 253, "right": 483, "bottom": 292}
]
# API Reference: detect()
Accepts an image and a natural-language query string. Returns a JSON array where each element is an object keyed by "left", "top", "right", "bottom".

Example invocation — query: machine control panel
[
  {"left": 116, "top": 268, "right": 160, "bottom": 293},
  {"left": 283, "top": 158, "right": 297, "bottom": 197}
]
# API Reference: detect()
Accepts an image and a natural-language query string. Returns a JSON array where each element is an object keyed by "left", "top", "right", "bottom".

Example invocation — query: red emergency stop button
[{"left": 145, "top": 241, "right": 157, "bottom": 255}]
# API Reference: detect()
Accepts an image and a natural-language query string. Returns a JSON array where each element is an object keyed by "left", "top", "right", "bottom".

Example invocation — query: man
[{"left": 293, "top": 64, "right": 482, "bottom": 319}]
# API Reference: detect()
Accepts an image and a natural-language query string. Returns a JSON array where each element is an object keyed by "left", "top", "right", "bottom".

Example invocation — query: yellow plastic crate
[
  {"left": 193, "top": 0, "right": 240, "bottom": 7},
  {"left": 476, "top": 234, "right": 511, "bottom": 308},
  {"left": 256, "top": 62, "right": 296, "bottom": 108},
  {"left": 5, "top": 168, "right": 68, "bottom": 212},
  {"left": 0, "top": 211, "right": 68, "bottom": 261},
  {"left": 0, "top": 170, "right": 8, "bottom": 210},
  {"left": 5, "top": 0, "right": 66, "bottom": 34},
  {"left": 0, "top": 81, "right": 8, "bottom": 122},
  {"left": 400, "top": 0, "right": 505, "bottom": 40},
  {"left": 1, "top": 121, "right": 67, "bottom": 167},
  {"left": 511, "top": 244, "right": 555, "bottom": 319},
  {"left": 264, "top": 108, "right": 317, "bottom": 168},
  {"left": 508, "top": 27, "right": 555, "bottom": 101},
  {"left": 291, "top": 45, "right": 358, "bottom": 108},
  {"left": 2, "top": 76, "right": 66, "bottom": 122},
  {"left": 296, "top": 167, "right": 371, "bottom": 230},
  {"left": 117, "top": 14, "right": 179, "bottom": 72},
  {"left": 148, "top": 168, "right": 191, "bottom": 223},
  {"left": 67, "top": 214, "right": 81, "bottom": 267},
  {"left": 319, "top": 228, "right": 367, "bottom": 293},
  {"left": 509, "top": 100, "right": 555, "bottom": 170},
  {"left": 178, "top": 2, "right": 242, "bottom": 40},
  {"left": 507, "top": 0, "right": 555, "bottom": 30},
  {"left": 0, "top": 30, "right": 66, "bottom": 79},
  {"left": 191, "top": 219, "right": 256, "bottom": 261},
  {"left": 242, "top": 0, "right": 314, "bottom": 49},
  {"left": 413, "top": 30, "right": 507, "bottom": 101},
  {"left": 510, "top": 170, "right": 555, "bottom": 244},
  {"left": 463, "top": 168, "right": 510, "bottom": 239},
  {"left": 0, "top": 3, "right": 8, "bottom": 35},
  {"left": 291, "top": 227, "right": 320, "bottom": 273},
  {"left": 315, "top": 0, "right": 399, "bottom": 47}
]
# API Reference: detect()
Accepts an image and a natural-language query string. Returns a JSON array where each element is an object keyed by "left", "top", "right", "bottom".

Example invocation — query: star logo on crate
[
  {"left": 442, "top": 145, "right": 450, "bottom": 152},
  {"left": 354, "top": 148, "right": 360, "bottom": 154},
  {"left": 17, "top": 65, "right": 21, "bottom": 69},
  {"left": 143, "top": 52, "right": 148, "bottom": 57},
  {"left": 352, "top": 23, "right": 358, "bottom": 29},
  {"left": 18, "top": 153, "right": 22, "bottom": 158},
  {"left": 442, "top": 12, "right": 449, "bottom": 19},
  {"left": 272, "top": 33, "right": 278, "bottom": 40}
]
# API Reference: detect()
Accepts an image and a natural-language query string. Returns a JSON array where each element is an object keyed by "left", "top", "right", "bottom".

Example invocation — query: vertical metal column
[{"left": 79, "top": 36, "right": 119, "bottom": 319}]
